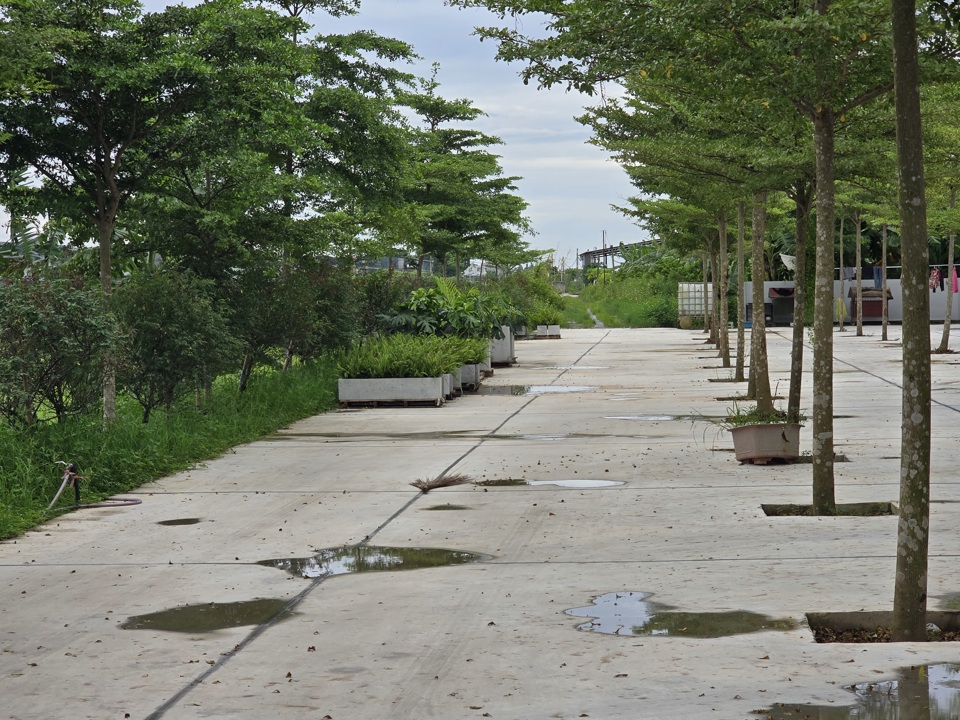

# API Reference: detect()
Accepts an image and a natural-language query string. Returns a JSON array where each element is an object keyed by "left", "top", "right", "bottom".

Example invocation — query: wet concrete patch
[
  {"left": 528, "top": 480, "right": 624, "bottom": 488},
  {"left": 156, "top": 518, "right": 202, "bottom": 526},
  {"left": 259, "top": 545, "right": 487, "bottom": 578},
  {"left": 474, "top": 478, "right": 623, "bottom": 488},
  {"left": 566, "top": 591, "right": 796, "bottom": 637},
  {"left": 542, "top": 365, "right": 611, "bottom": 370},
  {"left": 476, "top": 385, "right": 530, "bottom": 396},
  {"left": 122, "top": 598, "right": 291, "bottom": 633},
  {"left": 763, "top": 502, "right": 897, "bottom": 517},
  {"left": 526, "top": 385, "right": 600, "bottom": 394},
  {"left": 761, "top": 663, "right": 960, "bottom": 719}
]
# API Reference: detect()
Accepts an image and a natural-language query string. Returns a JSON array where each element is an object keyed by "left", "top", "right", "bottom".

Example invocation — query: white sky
[{"left": 1, "top": 0, "right": 646, "bottom": 268}]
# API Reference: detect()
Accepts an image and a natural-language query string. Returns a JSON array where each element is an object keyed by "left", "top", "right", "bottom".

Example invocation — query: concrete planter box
[
  {"left": 535, "top": 324, "right": 561, "bottom": 338},
  {"left": 729, "top": 423, "right": 802, "bottom": 465},
  {"left": 443, "top": 373, "right": 461, "bottom": 399},
  {"left": 338, "top": 377, "right": 445, "bottom": 406},
  {"left": 459, "top": 364, "right": 482, "bottom": 391},
  {"left": 490, "top": 326, "right": 516, "bottom": 365}
]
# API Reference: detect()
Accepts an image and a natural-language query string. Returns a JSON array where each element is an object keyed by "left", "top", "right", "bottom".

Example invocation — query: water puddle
[
  {"left": 526, "top": 385, "right": 600, "bottom": 394},
  {"left": 474, "top": 479, "right": 623, "bottom": 488},
  {"left": 528, "top": 480, "right": 623, "bottom": 488},
  {"left": 476, "top": 385, "right": 530, "bottom": 395},
  {"left": 761, "top": 663, "right": 960, "bottom": 719},
  {"left": 566, "top": 591, "right": 796, "bottom": 637},
  {"left": 156, "top": 518, "right": 202, "bottom": 526},
  {"left": 122, "top": 598, "right": 292, "bottom": 633},
  {"left": 542, "top": 366, "right": 610, "bottom": 370},
  {"left": 258, "top": 545, "right": 487, "bottom": 578},
  {"left": 604, "top": 415, "right": 706, "bottom": 422},
  {"left": 423, "top": 504, "right": 471, "bottom": 511}
]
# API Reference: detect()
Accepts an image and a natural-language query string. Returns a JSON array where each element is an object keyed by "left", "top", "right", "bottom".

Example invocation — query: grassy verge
[
  {"left": 0, "top": 359, "right": 339, "bottom": 539},
  {"left": 562, "top": 295, "right": 596, "bottom": 328},
  {"left": 579, "top": 277, "right": 678, "bottom": 328}
]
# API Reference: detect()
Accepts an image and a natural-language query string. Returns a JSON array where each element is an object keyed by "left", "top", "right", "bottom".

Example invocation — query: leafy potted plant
[
  {"left": 336, "top": 335, "right": 488, "bottom": 406},
  {"left": 720, "top": 403, "right": 805, "bottom": 465}
]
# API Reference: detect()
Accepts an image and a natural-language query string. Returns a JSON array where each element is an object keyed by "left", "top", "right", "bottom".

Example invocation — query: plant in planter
[
  {"left": 719, "top": 403, "right": 805, "bottom": 465},
  {"left": 336, "top": 334, "right": 488, "bottom": 405}
]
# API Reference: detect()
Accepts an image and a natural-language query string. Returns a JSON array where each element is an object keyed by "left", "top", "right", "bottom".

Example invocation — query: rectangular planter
[
  {"left": 443, "top": 373, "right": 461, "bottom": 399},
  {"left": 338, "top": 377, "right": 445, "bottom": 406},
  {"left": 490, "top": 326, "right": 516, "bottom": 365},
  {"left": 536, "top": 324, "right": 561, "bottom": 338},
  {"left": 459, "top": 364, "right": 481, "bottom": 391},
  {"left": 728, "top": 423, "right": 801, "bottom": 465}
]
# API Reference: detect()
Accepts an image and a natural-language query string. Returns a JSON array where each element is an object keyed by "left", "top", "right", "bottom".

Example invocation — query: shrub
[
  {"left": 337, "top": 334, "right": 488, "bottom": 379},
  {"left": 0, "top": 276, "right": 117, "bottom": 426}
]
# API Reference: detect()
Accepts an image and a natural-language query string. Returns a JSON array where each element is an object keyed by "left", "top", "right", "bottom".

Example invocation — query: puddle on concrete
[
  {"left": 122, "top": 598, "right": 291, "bottom": 633},
  {"left": 526, "top": 385, "right": 600, "bottom": 394},
  {"left": 474, "top": 479, "right": 623, "bottom": 488},
  {"left": 268, "top": 430, "right": 477, "bottom": 441},
  {"left": 542, "top": 366, "right": 610, "bottom": 370},
  {"left": 156, "top": 518, "right": 202, "bottom": 526},
  {"left": 604, "top": 414, "right": 706, "bottom": 422},
  {"left": 528, "top": 480, "right": 624, "bottom": 488},
  {"left": 566, "top": 591, "right": 796, "bottom": 637},
  {"left": 423, "top": 504, "right": 471, "bottom": 511},
  {"left": 476, "top": 385, "right": 530, "bottom": 396},
  {"left": 258, "top": 545, "right": 487, "bottom": 578},
  {"left": 762, "top": 663, "right": 960, "bottom": 719}
]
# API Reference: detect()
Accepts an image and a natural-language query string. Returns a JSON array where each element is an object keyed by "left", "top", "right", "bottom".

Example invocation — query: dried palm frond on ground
[{"left": 410, "top": 473, "right": 474, "bottom": 493}]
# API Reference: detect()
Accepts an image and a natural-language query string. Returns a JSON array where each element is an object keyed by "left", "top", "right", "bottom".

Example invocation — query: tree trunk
[
  {"left": 855, "top": 213, "right": 864, "bottom": 336},
  {"left": 838, "top": 216, "right": 846, "bottom": 332},
  {"left": 891, "top": 0, "right": 931, "bottom": 643},
  {"left": 750, "top": 192, "right": 773, "bottom": 415},
  {"left": 882, "top": 224, "right": 890, "bottom": 341},
  {"left": 702, "top": 252, "right": 710, "bottom": 334},
  {"left": 97, "top": 216, "right": 117, "bottom": 422},
  {"left": 788, "top": 182, "right": 814, "bottom": 424},
  {"left": 718, "top": 211, "right": 730, "bottom": 367},
  {"left": 238, "top": 352, "right": 254, "bottom": 393},
  {"left": 936, "top": 188, "right": 956, "bottom": 353},
  {"left": 812, "top": 110, "right": 837, "bottom": 514},
  {"left": 735, "top": 201, "right": 746, "bottom": 382},
  {"left": 709, "top": 236, "right": 720, "bottom": 347}
]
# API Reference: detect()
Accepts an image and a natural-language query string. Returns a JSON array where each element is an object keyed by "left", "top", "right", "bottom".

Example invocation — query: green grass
[
  {"left": 0, "top": 359, "right": 339, "bottom": 539},
  {"left": 578, "top": 277, "right": 678, "bottom": 328},
  {"left": 561, "top": 295, "right": 596, "bottom": 328}
]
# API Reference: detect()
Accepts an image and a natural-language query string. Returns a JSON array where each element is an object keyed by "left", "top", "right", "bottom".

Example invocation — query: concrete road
[{"left": 3, "top": 327, "right": 960, "bottom": 720}]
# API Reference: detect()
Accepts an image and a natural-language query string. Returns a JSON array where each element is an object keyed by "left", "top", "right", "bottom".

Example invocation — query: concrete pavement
[{"left": 3, "top": 326, "right": 960, "bottom": 719}]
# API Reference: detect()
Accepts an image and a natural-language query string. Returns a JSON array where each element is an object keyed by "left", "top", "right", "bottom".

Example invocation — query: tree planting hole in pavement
[
  {"left": 566, "top": 591, "right": 796, "bottom": 638},
  {"left": 156, "top": 518, "right": 202, "bottom": 526},
  {"left": 122, "top": 598, "right": 292, "bottom": 633},
  {"left": 763, "top": 502, "right": 897, "bottom": 517},
  {"left": 259, "top": 545, "right": 488, "bottom": 578},
  {"left": 807, "top": 612, "right": 960, "bottom": 643},
  {"left": 423, "top": 504, "right": 472, "bottom": 511},
  {"left": 757, "top": 663, "right": 960, "bottom": 719}
]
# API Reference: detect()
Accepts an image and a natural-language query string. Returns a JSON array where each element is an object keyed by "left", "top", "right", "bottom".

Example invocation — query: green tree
[
  {"left": 0, "top": 276, "right": 116, "bottom": 426},
  {"left": 112, "top": 269, "right": 240, "bottom": 423},
  {"left": 399, "top": 70, "right": 533, "bottom": 278},
  {"left": 0, "top": 0, "right": 300, "bottom": 419}
]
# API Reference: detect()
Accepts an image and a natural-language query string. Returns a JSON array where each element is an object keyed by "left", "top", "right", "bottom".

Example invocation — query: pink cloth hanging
[{"left": 953, "top": 266, "right": 958, "bottom": 294}]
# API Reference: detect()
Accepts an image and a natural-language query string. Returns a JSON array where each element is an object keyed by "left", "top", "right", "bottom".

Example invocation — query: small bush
[{"left": 337, "top": 334, "right": 488, "bottom": 379}]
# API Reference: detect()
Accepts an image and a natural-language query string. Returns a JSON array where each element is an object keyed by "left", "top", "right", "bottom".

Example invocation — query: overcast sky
[
  {"left": 326, "top": 0, "right": 645, "bottom": 267},
  {"left": 2, "top": 0, "right": 646, "bottom": 269}
]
